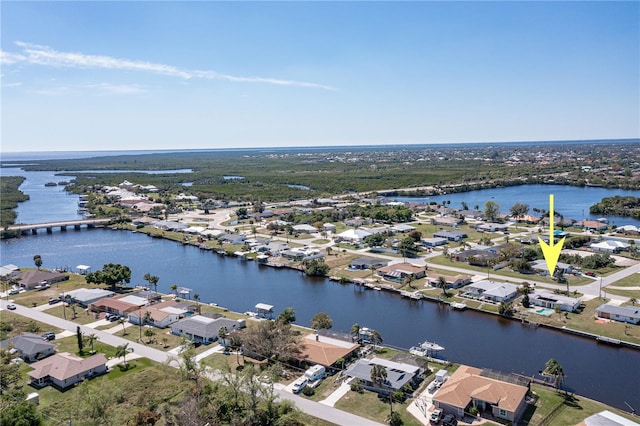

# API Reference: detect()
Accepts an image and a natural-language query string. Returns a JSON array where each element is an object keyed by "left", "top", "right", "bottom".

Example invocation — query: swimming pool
[{"left": 535, "top": 308, "right": 555, "bottom": 316}]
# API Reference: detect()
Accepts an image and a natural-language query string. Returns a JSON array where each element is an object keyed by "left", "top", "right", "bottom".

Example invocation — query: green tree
[
  {"left": 370, "top": 329, "right": 383, "bottom": 349},
  {"left": 304, "top": 259, "right": 330, "bottom": 276},
  {"left": 370, "top": 364, "right": 388, "bottom": 389},
  {"left": 143, "top": 273, "right": 160, "bottom": 294},
  {"left": 436, "top": 276, "right": 448, "bottom": 296},
  {"left": 85, "top": 263, "right": 132, "bottom": 291},
  {"left": 351, "top": 323, "right": 360, "bottom": 341},
  {"left": 499, "top": 301, "right": 514, "bottom": 316},
  {"left": 76, "top": 326, "right": 84, "bottom": 355},
  {"left": 522, "top": 293, "right": 530, "bottom": 308},
  {"left": 276, "top": 307, "right": 296, "bottom": 324},
  {"left": 629, "top": 297, "right": 637, "bottom": 306},
  {"left": 33, "top": 254, "right": 42, "bottom": 270},
  {"left": 193, "top": 293, "right": 201, "bottom": 314},
  {"left": 86, "top": 333, "right": 98, "bottom": 354},
  {"left": 363, "top": 233, "right": 386, "bottom": 247},
  {"left": 483, "top": 200, "right": 501, "bottom": 222},
  {"left": 218, "top": 326, "right": 229, "bottom": 346},
  {"left": 144, "top": 328, "right": 156, "bottom": 344},
  {"left": 311, "top": 312, "right": 333, "bottom": 330},
  {"left": 398, "top": 237, "right": 417, "bottom": 259},
  {"left": 544, "top": 358, "right": 565, "bottom": 389},
  {"left": 116, "top": 343, "right": 132, "bottom": 367},
  {"left": 0, "top": 401, "right": 42, "bottom": 426},
  {"left": 510, "top": 202, "right": 530, "bottom": 218}
]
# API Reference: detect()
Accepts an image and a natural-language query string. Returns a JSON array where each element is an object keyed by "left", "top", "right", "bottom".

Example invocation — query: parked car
[
  {"left": 291, "top": 378, "right": 308, "bottom": 394},
  {"left": 585, "top": 271, "right": 597, "bottom": 277},
  {"left": 8, "top": 289, "right": 19, "bottom": 295},
  {"left": 442, "top": 414, "right": 458, "bottom": 426},
  {"left": 430, "top": 408, "right": 444, "bottom": 424},
  {"left": 48, "top": 298, "right": 61, "bottom": 305},
  {"left": 109, "top": 314, "right": 120, "bottom": 322},
  {"left": 42, "top": 332, "right": 56, "bottom": 341},
  {"left": 6, "top": 303, "right": 17, "bottom": 310}
]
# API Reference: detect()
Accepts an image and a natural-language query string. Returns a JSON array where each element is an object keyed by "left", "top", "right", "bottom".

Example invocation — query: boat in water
[{"left": 409, "top": 340, "right": 445, "bottom": 356}]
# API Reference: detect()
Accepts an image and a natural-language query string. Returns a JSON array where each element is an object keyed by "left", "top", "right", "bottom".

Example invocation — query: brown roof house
[
  {"left": 17, "top": 270, "right": 68, "bottom": 290},
  {"left": 433, "top": 365, "right": 529, "bottom": 423},
  {"left": 377, "top": 263, "right": 426, "bottom": 283},
  {"left": 299, "top": 333, "right": 359, "bottom": 368},
  {"left": 28, "top": 352, "right": 108, "bottom": 389}
]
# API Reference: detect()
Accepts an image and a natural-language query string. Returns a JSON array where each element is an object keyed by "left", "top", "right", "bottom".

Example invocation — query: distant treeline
[
  {"left": 0, "top": 176, "right": 28, "bottom": 227},
  {"left": 590, "top": 196, "right": 640, "bottom": 219}
]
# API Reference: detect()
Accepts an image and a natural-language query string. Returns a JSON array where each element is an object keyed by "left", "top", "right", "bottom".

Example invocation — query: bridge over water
[{"left": 7, "top": 218, "right": 113, "bottom": 235}]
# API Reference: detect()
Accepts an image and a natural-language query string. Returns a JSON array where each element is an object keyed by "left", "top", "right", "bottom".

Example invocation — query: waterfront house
[
  {"left": 171, "top": 315, "right": 246, "bottom": 344},
  {"left": 28, "top": 352, "right": 107, "bottom": 390},
  {"left": 575, "top": 220, "right": 609, "bottom": 231},
  {"left": 17, "top": 270, "right": 69, "bottom": 290},
  {"left": 344, "top": 357, "right": 423, "bottom": 394},
  {"left": 280, "top": 247, "right": 323, "bottom": 262},
  {"left": 426, "top": 272, "right": 472, "bottom": 289},
  {"left": 348, "top": 257, "right": 389, "bottom": 270},
  {"left": 63, "top": 288, "right": 114, "bottom": 307},
  {"left": 218, "top": 233, "right": 246, "bottom": 245},
  {"left": 377, "top": 263, "right": 426, "bottom": 283},
  {"left": 433, "top": 365, "right": 529, "bottom": 423},
  {"left": 299, "top": 333, "right": 360, "bottom": 369},
  {"left": 464, "top": 280, "right": 518, "bottom": 303},
  {"left": 529, "top": 290, "right": 580, "bottom": 312},
  {"left": 511, "top": 214, "right": 541, "bottom": 224},
  {"left": 128, "top": 301, "right": 187, "bottom": 328},
  {"left": 0, "top": 333, "right": 55, "bottom": 362},
  {"left": 615, "top": 225, "right": 639, "bottom": 235},
  {"left": 595, "top": 304, "right": 640, "bottom": 325},
  {"left": 0, "top": 264, "right": 20, "bottom": 280},
  {"left": 433, "top": 230, "right": 467, "bottom": 242}
]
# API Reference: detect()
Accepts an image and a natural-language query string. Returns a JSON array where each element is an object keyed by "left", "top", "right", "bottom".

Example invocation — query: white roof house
[
  {"left": 335, "top": 228, "right": 372, "bottom": 243},
  {"left": 590, "top": 240, "right": 630, "bottom": 253},
  {"left": 64, "top": 288, "right": 115, "bottom": 307},
  {"left": 530, "top": 290, "right": 580, "bottom": 312},
  {"left": 466, "top": 280, "right": 518, "bottom": 303},
  {"left": 292, "top": 224, "right": 318, "bottom": 233}
]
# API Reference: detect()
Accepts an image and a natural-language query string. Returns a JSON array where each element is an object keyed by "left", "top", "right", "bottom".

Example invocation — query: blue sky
[{"left": 1, "top": 1, "right": 638, "bottom": 152}]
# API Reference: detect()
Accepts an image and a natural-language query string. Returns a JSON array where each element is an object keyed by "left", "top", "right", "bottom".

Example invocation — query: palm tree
[
  {"left": 218, "top": 326, "right": 229, "bottom": 346},
  {"left": 436, "top": 276, "right": 448, "bottom": 297},
  {"left": 629, "top": 297, "right": 637, "bottom": 306},
  {"left": 350, "top": 323, "right": 360, "bottom": 342},
  {"left": 370, "top": 329, "right": 383, "bottom": 349},
  {"left": 33, "top": 254, "right": 43, "bottom": 270},
  {"left": 193, "top": 293, "right": 201, "bottom": 314},
  {"left": 370, "top": 364, "right": 387, "bottom": 389},
  {"left": 544, "top": 358, "right": 565, "bottom": 390},
  {"left": 170, "top": 284, "right": 178, "bottom": 296},
  {"left": 118, "top": 317, "right": 127, "bottom": 335},
  {"left": 144, "top": 328, "right": 156, "bottom": 344},
  {"left": 86, "top": 333, "right": 98, "bottom": 354},
  {"left": 116, "top": 343, "right": 132, "bottom": 367}
]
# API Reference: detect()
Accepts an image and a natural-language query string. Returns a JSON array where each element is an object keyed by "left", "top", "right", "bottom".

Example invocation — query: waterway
[
  {"left": 2, "top": 168, "right": 640, "bottom": 411},
  {"left": 394, "top": 184, "right": 640, "bottom": 226}
]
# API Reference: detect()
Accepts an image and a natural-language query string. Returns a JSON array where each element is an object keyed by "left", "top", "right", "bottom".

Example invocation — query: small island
[
  {"left": 44, "top": 182, "right": 58, "bottom": 187},
  {"left": 590, "top": 195, "right": 640, "bottom": 219}
]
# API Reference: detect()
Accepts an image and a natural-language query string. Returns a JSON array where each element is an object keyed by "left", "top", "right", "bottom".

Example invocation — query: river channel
[{"left": 1, "top": 168, "right": 640, "bottom": 411}]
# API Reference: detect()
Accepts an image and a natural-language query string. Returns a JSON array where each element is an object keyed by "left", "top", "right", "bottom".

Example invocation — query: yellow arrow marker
[{"left": 538, "top": 194, "right": 566, "bottom": 276}]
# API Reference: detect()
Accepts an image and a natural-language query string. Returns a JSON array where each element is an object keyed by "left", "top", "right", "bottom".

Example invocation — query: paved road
[{"left": 0, "top": 300, "right": 382, "bottom": 426}]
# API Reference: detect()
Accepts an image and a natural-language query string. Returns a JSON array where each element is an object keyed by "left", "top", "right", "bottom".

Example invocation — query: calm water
[
  {"left": 2, "top": 228, "right": 639, "bottom": 411},
  {"left": 395, "top": 185, "right": 640, "bottom": 226},
  {"left": 2, "top": 168, "right": 640, "bottom": 411}
]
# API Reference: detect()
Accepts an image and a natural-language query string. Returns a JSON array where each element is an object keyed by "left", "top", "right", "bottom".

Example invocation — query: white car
[
  {"left": 291, "top": 378, "right": 308, "bottom": 394},
  {"left": 6, "top": 303, "right": 17, "bottom": 310}
]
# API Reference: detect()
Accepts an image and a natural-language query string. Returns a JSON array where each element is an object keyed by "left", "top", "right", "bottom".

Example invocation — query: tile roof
[
  {"left": 28, "top": 352, "right": 107, "bottom": 381},
  {"left": 300, "top": 334, "right": 359, "bottom": 367}
]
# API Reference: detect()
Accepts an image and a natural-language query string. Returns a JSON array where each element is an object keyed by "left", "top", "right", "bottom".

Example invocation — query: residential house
[
  {"left": 344, "top": 218, "right": 372, "bottom": 228},
  {"left": 511, "top": 214, "right": 541, "bottom": 224},
  {"left": 421, "top": 237, "right": 448, "bottom": 248},
  {"left": 433, "top": 230, "right": 467, "bottom": 242},
  {"left": 171, "top": 315, "right": 246, "bottom": 344},
  {"left": 616, "top": 225, "right": 640, "bottom": 235},
  {"left": 335, "top": 228, "right": 372, "bottom": 243},
  {"left": 344, "top": 357, "right": 423, "bottom": 394},
  {"left": 376, "top": 263, "right": 426, "bottom": 283},
  {"left": 426, "top": 272, "right": 472, "bottom": 289},
  {"left": 0, "top": 264, "right": 20, "bottom": 280},
  {"left": 0, "top": 333, "right": 55, "bottom": 362},
  {"left": 17, "top": 270, "right": 68, "bottom": 290},
  {"left": 433, "top": 365, "right": 529, "bottom": 423},
  {"left": 432, "top": 217, "right": 463, "bottom": 227},
  {"left": 529, "top": 290, "right": 580, "bottom": 312},
  {"left": 464, "top": 280, "right": 518, "bottom": 303},
  {"left": 457, "top": 210, "right": 483, "bottom": 220},
  {"left": 28, "top": 352, "right": 108, "bottom": 389},
  {"left": 575, "top": 220, "right": 609, "bottom": 231},
  {"left": 63, "top": 288, "right": 114, "bottom": 307},
  {"left": 454, "top": 249, "right": 499, "bottom": 266},
  {"left": 292, "top": 224, "right": 318, "bottom": 234},
  {"left": 323, "top": 223, "right": 337, "bottom": 233},
  {"left": 391, "top": 224, "right": 416, "bottom": 233},
  {"left": 299, "top": 333, "right": 360, "bottom": 369},
  {"left": 530, "top": 260, "right": 573, "bottom": 275},
  {"left": 89, "top": 294, "right": 147, "bottom": 316},
  {"left": 218, "top": 233, "right": 246, "bottom": 245},
  {"left": 128, "top": 301, "right": 188, "bottom": 328},
  {"left": 348, "top": 257, "right": 389, "bottom": 270},
  {"left": 476, "top": 223, "right": 509, "bottom": 233},
  {"left": 590, "top": 240, "right": 630, "bottom": 254},
  {"left": 596, "top": 304, "right": 640, "bottom": 325},
  {"left": 280, "top": 247, "right": 324, "bottom": 261}
]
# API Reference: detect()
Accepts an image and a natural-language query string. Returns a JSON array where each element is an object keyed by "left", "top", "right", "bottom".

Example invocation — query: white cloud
[
  {"left": 5, "top": 41, "right": 337, "bottom": 91},
  {"left": 83, "top": 83, "right": 146, "bottom": 95}
]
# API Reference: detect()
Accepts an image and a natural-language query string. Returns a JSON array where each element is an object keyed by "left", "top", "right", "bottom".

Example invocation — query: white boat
[
  {"left": 420, "top": 340, "right": 445, "bottom": 352},
  {"left": 451, "top": 302, "right": 467, "bottom": 310},
  {"left": 409, "top": 346, "right": 429, "bottom": 357}
]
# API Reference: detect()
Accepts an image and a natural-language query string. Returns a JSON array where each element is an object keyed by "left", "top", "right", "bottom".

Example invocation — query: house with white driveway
[
  {"left": 171, "top": 315, "right": 246, "bottom": 344},
  {"left": 28, "top": 352, "right": 107, "bottom": 390},
  {"left": 464, "top": 280, "right": 518, "bottom": 303},
  {"left": 529, "top": 290, "right": 580, "bottom": 312}
]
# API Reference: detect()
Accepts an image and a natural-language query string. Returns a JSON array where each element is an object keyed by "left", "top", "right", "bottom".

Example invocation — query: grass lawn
[
  {"left": 608, "top": 273, "right": 640, "bottom": 287},
  {"left": 604, "top": 287, "right": 640, "bottom": 300},
  {"left": 334, "top": 389, "right": 422, "bottom": 426},
  {"left": 301, "top": 375, "right": 344, "bottom": 402},
  {"left": 524, "top": 384, "right": 639, "bottom": 426},
  {"left": 0, "top": 311, "right": 62, "bottom": 339}
]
